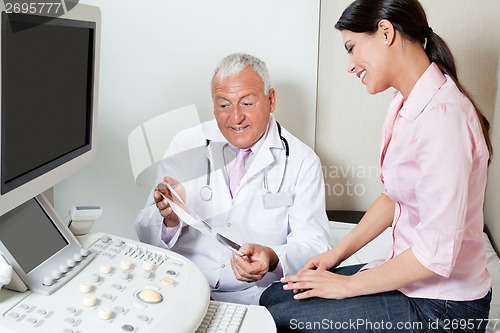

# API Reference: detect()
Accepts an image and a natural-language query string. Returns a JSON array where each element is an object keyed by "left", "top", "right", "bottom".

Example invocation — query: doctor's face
[{"left": 212, "top": 67, "right": 276, "bottom": 149}]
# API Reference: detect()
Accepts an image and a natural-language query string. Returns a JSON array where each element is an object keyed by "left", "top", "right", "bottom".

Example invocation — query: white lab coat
[{"left": 134, "top": 115, "right": 331, "bottom": 305}]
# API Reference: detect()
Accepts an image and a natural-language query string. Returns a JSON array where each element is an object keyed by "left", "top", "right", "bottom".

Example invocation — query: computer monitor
[{"left": 0, "top": 4, "right": 101, "bottom": 217}]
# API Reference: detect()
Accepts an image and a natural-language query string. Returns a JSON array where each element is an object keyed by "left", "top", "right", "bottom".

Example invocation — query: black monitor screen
[
  {"left": 1, "top": 12, "right": 95, "bottom": 194},
  {"left": 0, "top": 198, "right": 68, "bottom": 273}
]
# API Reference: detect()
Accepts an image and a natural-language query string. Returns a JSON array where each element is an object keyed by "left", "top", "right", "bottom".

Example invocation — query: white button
[
  {"left": 120, "top": 260, "right": 133, "bottom": 270},
  {"left": 52, "top": 270, "right": 62, "bottom": 279},
  {"left": 102, "top": 293, "right": 113, "bottom": 300},
  {"left": 79, "top": 281, "right": 92, "bottom": 293},
  {"left": 100, "top": 263, "right": 112, "bottom": 274},
  {"left": 59, "top": 264, "right": 69, "bottom": 273},
  {"left": 80, "top": 248, "right": 90, "bottom": 257},
  {"left": 67, "top": 258, "right": 76, "bottom": 268},
  {"left": 137, "top": 314, "right": 149, "bottom": 322},
  {"left": 73, "top": 253, "right": 83, "bottom": 262},
  {"left": 98, "top": 307, "right": 112, "bottom": 320},
  {"left": 170, "top": 259, "right": 183, "bottom": 266},
  {"left": 83, "top": 294, "right": 97, "bottom": 307},
  {"left": 36, "top": 309, "right": 47, "bottom": 316},
  {"left": 101, "top": 235, "right": 110, "bottom": 243},
  {"left": 143, "top": 260, "right": 154, "bottom": 271},
  {"left": 113, "top": 306, "right": 125, "bottom": 313},
  {"left": 7, "top": 312, "right": 19, "bottom": 319},
  {"left": 43, "top": 276, "right": 55, "bottom": 286},
  {"left": 90, "top": 273, "right": 100, "bottom": 283}
]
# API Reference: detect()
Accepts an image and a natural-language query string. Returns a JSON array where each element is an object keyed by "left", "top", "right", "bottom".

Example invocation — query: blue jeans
[{"left": 260, "top": 264, "right": 492, "bottom": 332}]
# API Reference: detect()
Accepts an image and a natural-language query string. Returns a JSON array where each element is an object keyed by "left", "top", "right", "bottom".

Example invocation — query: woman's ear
[{"left": 378, "top": 19, "right": 395, "bottom": 46}]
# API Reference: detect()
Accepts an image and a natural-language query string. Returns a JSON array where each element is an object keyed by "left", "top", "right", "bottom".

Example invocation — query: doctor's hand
[
  {"left": 230, "top": 244, "right": 279, "bottom": 283},
  {"left": 154, "top": 176, "right": 185, "bottom": 228}
]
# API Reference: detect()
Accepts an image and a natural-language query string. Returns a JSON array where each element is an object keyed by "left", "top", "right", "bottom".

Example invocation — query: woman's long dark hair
[{"left": 335, "top": 0, "right": 493, "bottom": 163}]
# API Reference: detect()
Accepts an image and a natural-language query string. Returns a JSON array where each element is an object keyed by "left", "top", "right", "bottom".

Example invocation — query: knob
[
  {"left": 83, "top": 294, "right": 97, "bottom": 307},
  {"left": 79, "top": 281, "right": 92, "bottom": 293},
  {"left": 43, "top": 276, "right": 55, "bottom": 286},
  {"left": 143, "top": 270, "right": 152, "bottom": 279},
  {"left": 101, "top": 235, "right": 110, "bottom": 243},
  {"left": 73, "top": 253, "right": 83, "bottom": 262},
  {"left": 80, "top": 248, "right": 90, "bottom": 257},
  {"left": 59, "top": 264, "right": 69, "bottom": 273},
  {"left": 114, "top": 239, "right": 123, "bottom": 247},
  {"left": 98, "top": 307, "right": 112, "bottom": 320},
  {"left": 120, "top": 260, "right": 132, "bottom": 270},
  {"left": 121, "top": 271, "right": 130, "bottom": 280},
  {"left": 90, "top": 273, "right": 100, "bottom": 283},
  {"left": 99, "top": 263, "right": 112, "bottom": 274},
  {"left": 143, "top": 260, "right": 154, "bottom": 271},
  {"left": 67, "top": 258, "right": 76, "bottom": 268},
  {"left": 52, "top": 270, "right": 62, "bottom": 280}
]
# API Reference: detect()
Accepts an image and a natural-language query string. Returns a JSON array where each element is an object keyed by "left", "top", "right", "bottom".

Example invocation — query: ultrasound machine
[{"left": 0, "top": 4, "right": 275, "bottom": 332}]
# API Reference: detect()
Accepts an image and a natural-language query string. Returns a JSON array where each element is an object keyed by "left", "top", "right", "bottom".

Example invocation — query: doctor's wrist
[
  {"left": 163, "top": 217, "right": 180, "bottom": 228},
  {"left": 266, "top": 247, "right": 279, "bottom": 272}
]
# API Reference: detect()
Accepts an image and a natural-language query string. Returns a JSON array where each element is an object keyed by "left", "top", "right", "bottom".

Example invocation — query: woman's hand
[
  {"left": 300, "top": 250, "right": 341, "bottom": 272},
  {"left": 281, "top": 269, "right": 352, "bottom": 300}
]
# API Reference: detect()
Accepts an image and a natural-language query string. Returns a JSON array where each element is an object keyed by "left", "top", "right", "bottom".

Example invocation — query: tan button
[
  {"left": 137, "top": 289, "right": 163, "bottom": 304},
  {"left": 160, "top": 277, "right": 175, "bottom": 286}
]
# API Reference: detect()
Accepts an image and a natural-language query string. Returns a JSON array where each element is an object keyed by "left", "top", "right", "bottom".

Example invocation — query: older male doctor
[{"left": 135, "top": 53, "right": 330, "bottom": 305}]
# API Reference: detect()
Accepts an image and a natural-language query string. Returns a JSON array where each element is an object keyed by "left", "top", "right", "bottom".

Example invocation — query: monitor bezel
[
  {"left": 1, "top": 11, "right": 96, "bottom": 195},
  {"left": 0, "top": 4, "right": 100, "bottom": 217}
]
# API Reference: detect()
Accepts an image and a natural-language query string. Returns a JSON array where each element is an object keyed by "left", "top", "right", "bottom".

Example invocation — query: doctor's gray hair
[{"left": 211, "top": 53, "right": 272, "bottom": 95}]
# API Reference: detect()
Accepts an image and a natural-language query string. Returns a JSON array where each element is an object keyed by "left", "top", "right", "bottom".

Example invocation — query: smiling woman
[{"left": 260, "top": 0, "right": 494, "bottom": 331}]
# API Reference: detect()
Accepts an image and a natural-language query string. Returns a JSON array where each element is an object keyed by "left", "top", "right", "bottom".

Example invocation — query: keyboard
[{"left": 196, "top": 301, "right": 248, "bottom": 333}]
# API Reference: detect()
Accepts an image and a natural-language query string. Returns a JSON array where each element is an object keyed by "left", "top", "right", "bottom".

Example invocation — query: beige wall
[
  {"left": 317, "top": 1, "right": 500, "bottom": 247},
  {"left": 54, "top": 0, "right": 321, "bottom": 241}
]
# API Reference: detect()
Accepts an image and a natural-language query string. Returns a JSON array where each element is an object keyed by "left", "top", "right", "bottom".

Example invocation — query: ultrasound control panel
[
  {"left": 0, "top": 196, "right": 276, "bottom": 333},
  {"left": 2, "top": 232, "right": 211, "bottom": 333}
]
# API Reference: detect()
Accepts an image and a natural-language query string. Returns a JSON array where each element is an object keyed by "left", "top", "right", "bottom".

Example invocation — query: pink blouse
[{"left": 371, "top": 63, "right": 491, "bottom": 301}]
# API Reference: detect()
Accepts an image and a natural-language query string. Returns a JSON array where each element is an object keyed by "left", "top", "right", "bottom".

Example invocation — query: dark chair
[{"left": 326, "top": 210, "right": 365, "bottom": 224}]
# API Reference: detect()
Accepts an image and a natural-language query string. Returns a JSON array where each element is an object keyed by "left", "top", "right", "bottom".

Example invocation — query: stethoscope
[{"left": 199, "top": 121, "right": 290, "bottom": 201}]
